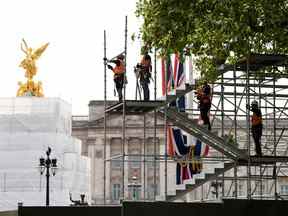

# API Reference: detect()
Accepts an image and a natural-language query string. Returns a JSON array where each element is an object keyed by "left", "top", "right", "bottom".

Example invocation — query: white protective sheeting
[{"left": 0, "top": 97, "right": 90, "bottom": 211}]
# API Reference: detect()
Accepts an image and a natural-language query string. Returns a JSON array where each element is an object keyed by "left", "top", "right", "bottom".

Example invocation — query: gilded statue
[{"left": 17, "top": 39, "right": 49, "bottom": 97}]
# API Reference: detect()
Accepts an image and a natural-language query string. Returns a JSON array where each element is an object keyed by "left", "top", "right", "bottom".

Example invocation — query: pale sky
[{"left": 0, "top": 0, "right": 150, "bottom": 115}]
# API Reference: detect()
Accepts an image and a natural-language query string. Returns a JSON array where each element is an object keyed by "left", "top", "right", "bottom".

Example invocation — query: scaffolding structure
[{"left": 102, "top": 17, "right": 288, "bottom": 204}]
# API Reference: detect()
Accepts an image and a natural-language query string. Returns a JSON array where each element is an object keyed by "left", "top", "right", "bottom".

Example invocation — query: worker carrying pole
[
  {"left": 196, "top": 81, "right": 212, "bottom": 130},
  {"left": 135, "top": 52, "right": 152, "bottom": 101},
  {"left": 106, "top": 54, "right": 125, "bottom": 101},
  {"left": 248, "top": 100, "right": 263, "bottom": 157}
]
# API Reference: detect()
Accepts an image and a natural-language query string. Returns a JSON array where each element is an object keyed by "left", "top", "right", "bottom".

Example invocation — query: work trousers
[
  {"left": 140, "top": 79, "right": 150, "bottom": 101},
  {"left": 252, "top": 125, "right": 262, "bottom": 156},
  {"left": 114, "top": 75, "right": 124, "bottom": 101},
  {"left": 200, "top": 105, "right": 211, "bottom": 130}
]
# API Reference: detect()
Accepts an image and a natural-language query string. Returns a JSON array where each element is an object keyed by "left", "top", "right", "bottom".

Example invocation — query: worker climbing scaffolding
[
  {"left": 195, "top": 81, "right": 212, "bottom": 130},
  {"left": 249, "top": 100, "right": 263, "bottom": 157},
  {"left": 107, "top": 54, "right": 125, "bottom": 101}
]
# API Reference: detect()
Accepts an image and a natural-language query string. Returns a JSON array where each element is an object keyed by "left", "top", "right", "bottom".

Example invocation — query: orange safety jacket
[
  {"left": 140, "top": 57, "right": 152, "bottom": 75},
  {"left": 252, "top": 112, "right": 262, "bottom": 126},
  {"left": 112, "top": 61, "right": 125, "bottom": 75}
]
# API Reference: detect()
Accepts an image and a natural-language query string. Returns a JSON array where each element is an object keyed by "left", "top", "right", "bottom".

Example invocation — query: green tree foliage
[{"left": 136, "top": 0, "right": 288, "bottom": 81}]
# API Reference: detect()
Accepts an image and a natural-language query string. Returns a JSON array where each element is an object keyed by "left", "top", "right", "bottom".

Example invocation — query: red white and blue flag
[
  {"left": 167, "top": 126, "right": 190, "bottom": 157},
  {"left": 161, "top": 55, "right": 174, "bottom": 95},
  {"left": 173, "top": 53, "right": 185, "bottom": 88},
  {"left": 161, "top": 58, "right": 166, "bottom": 95}
]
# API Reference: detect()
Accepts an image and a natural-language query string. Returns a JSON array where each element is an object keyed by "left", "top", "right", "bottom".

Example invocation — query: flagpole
[{"left": 164, "top": 55, "right": 168, "bottom": 200}]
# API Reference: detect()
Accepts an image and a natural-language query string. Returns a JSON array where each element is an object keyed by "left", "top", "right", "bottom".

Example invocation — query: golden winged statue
[{"left": 17, "top": 39, "right": 49, "bottom": 97}]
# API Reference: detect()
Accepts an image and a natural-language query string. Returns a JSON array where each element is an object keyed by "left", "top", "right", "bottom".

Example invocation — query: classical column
[
  {"left": 87, "top": 140, "right": 96, "bottom": 201},
  {"left": 105, "top": 138, "right": 111, "bottom": 203}
]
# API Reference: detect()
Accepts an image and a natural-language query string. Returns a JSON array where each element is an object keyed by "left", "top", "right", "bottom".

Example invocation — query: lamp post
[
  {"left": 132, "top": 175, "right": 137, "bottom": 200},
  {"left": 39, "top": 147, "right": 57, "bottom": 206}
]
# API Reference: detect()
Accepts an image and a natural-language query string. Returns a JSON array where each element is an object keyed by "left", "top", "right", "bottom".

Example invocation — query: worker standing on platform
[
  {"left": 136, "top": 52, "right": 152, "bottom": 101},
  {"left": 196, "top": 81, "right": 212, "bottom": 130},
  {"left": 107, "top": 55, "right": 125, "bottom": 101},
  {"left": 250, "top": 100, "right": 263, "bottom": 157}
]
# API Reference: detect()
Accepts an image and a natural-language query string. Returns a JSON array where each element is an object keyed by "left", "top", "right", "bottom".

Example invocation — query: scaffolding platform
[
  {"left": 238, "top": 155, "right": 288, "bottom": 165},
  {"left": 251, "top": 155, "right": 288, "bottom": 164},
  {"left": 105, "top": 100, "right": 165, "bottom": 114},
  {"left": 218, "top": 53, "right": 288, "bottom": 72},
  {"left": 105, "top": 83, "right": 197, "bottom": 115}
]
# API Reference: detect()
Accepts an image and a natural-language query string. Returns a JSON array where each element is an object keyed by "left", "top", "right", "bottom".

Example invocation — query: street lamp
[
  {"left": 132, "top": 175, "right": 137, "bottom": 200},
  {"left": 39, "top": 147, "right": 57, "bottom": 206}
]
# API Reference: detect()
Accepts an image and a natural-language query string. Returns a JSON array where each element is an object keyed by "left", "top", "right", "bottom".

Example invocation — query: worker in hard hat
[
  {"left": 196, "top": 81, "right": 212, "bottom": 130},
  {"left": 107, "top": 55, "right": 125, "bottom": 101},
  {"left": 250, "top": 100, "right": 263, "bottom": 157},
  {"left": 136, "top": 52, "right": 152, "bottom": 101}
]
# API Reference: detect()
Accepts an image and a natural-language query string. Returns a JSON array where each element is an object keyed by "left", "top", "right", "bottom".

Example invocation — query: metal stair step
[
  {"left": 175, "top": 184, "right": 186, "bottom": 191},
  {"left": 183, "top": 178, "right": 195, "bottom": 185}
]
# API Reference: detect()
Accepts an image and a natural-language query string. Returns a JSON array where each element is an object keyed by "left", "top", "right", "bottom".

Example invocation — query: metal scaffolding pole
[
  {"left": 273, "top": 71, "right": 277, "bottom": 199},
  {"left": 103, "top": 29, "right": 107, "bottom": 204},
  {"left": 221, "top": 74, "right": 225, "bottom": 198},
  {"left": 246, "top": 59, "right": 252, "bottom": 199},
  {"left": 153, "top": 48, "right": 157, "bottom": 200},
  {"left": 258, "top": 79, "right": 263, "bottom": 200},
  {"left": 233, "top": 66, "right": 238, "bottom": 199},
  {"left": 143, "top": 113, "right": 146, "bottom": 200},
  {"left": 164, "top": 55, "right": 168, "bottom": 200},
  {"left": 121, "top": 15, "right": 128, "bottom": 200}
]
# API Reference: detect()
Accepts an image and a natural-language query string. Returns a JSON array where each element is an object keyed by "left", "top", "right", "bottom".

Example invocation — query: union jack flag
[
  {"left": 161, "top": 55, "right": 174, "bottom": 95},
  {"left": 174, "top": 52, "right": 185, "bottom": 88}
]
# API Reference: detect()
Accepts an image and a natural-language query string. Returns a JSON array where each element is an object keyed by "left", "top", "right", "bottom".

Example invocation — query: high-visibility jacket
[
  {"left": 199, "top": 94, "right": 211, "bottom": 110},
  {"left": 252, "top": 110, "right": 262, "bottom": 126},
  {"left": 113, "top": 60, "right": 125, "bottom": 75}
]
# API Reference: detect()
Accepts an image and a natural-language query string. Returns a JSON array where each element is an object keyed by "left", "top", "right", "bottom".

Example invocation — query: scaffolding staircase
[
  {"left": 160, "top": 108, "right": 288, "bottom": 201},
  {"left": 167, "top": 162, "right": 235, "bottom": 201},
  {"left": 104, "top": 84, "right": 247, "bottom": 202},
  {"left": 159, "top": 108, "right": 248, "bottom": 160}
]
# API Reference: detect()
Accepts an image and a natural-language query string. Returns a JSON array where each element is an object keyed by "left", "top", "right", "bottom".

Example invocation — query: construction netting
[{"left": 0, "top": 97, "right": 90, "bottom": 211}]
